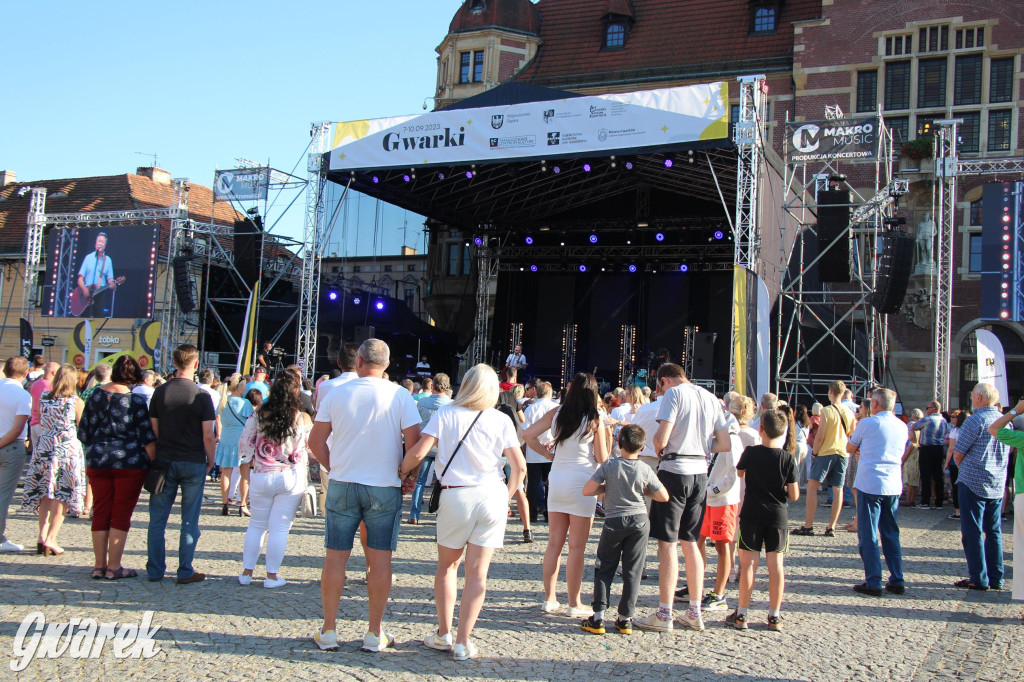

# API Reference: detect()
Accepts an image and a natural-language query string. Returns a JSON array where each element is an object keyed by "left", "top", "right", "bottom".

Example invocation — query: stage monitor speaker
[
  {"left": 173, "top": 256, "right": 195, "bottom": 313},
  {"left": 871, "top": 231, "right": 915, "bottom": 315},
  {"left": 354, "top": 325, "right": 375, "bottom": 344},
  {"left": 817, "top": 189, "right": 852, "bottom": 283},
  {"left": 691, "top": 332, "right": 717, "bottom": 380},
  {"left": 234, "top": 217, "right": 264, "bottom": 285}
]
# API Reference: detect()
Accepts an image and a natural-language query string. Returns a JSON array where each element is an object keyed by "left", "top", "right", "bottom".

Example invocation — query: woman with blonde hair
[
  {"left": 22, "top": 363, "right": 85, "bottom": 556},
  {"left": 215, "top": 373, "right": 253, "bottom": 515},
  {"left": 902, "top": 408, "right": 923, "bottom": 507},
  {"left": 524, "top": 372, "right": 609, "bottom": 618},
  {"left": 401, "top": 363, "right": 526, "bottom": 661}
]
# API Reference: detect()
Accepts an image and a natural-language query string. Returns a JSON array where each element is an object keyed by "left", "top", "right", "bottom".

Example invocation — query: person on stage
[
  {"left": 415, "top": 355, "right": 432, "bottom": 379},
  {"left": 505, "top": 344, "right": 527, "bottom": 378},
  {"left": 76, "top": 233, "right": 117, "bottom": 318},
  {"left": 255, "top": 342, "right": 273, "bottom": 372}
]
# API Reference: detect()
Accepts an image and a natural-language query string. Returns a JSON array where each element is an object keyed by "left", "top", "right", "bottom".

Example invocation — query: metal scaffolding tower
[
  {"left": 22, "top": 188, "right": 47, "bottom": 322},
  {"left": 931, "top": 120, "right": 960, "bottom": 408},
  {"left": 296, "top": 122, "right": 332, "bottom": 378}
]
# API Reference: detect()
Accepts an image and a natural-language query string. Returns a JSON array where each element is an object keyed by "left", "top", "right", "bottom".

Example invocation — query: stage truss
[{"left": 775, "top": 109, "right": 901, "bottom": 403}]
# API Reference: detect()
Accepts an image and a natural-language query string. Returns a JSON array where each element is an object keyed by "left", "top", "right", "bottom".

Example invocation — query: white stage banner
[
  {"left": 329, "top": 82, "right": 729, "bottom": 171},
  {"left": 976, "top": 329, "right": 1010, "bottom": 407}
]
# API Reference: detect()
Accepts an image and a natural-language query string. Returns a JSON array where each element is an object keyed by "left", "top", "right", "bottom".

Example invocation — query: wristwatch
[{"left": 1010, "top": 409, "right": 1018, "bottom": 417}]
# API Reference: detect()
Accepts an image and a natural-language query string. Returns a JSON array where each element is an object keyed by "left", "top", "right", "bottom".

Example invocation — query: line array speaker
[
  {"left": 173, "top": 256, "right": 195, "bottom": 313},
  {"left": 871, "top": 231, "right": 915, "bottom": 314},
  {"left": 817, "top": 189, "right": 852, "bottom": 283}
]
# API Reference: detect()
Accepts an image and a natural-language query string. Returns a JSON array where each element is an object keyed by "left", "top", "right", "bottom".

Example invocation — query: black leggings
[
  {"left": 525, "top": 462, "right": 551, "bottom": 522},
  {"left": 918, "top": 445, "right": 945, "bottom": 506},
  {"left": 948, "top": 462, "right": 959, "bottom": 511}
]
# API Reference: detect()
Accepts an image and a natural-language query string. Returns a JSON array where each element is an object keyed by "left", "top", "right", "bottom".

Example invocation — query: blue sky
[{"left": 1, "top": 1, "right": 464, "bottom": 256}]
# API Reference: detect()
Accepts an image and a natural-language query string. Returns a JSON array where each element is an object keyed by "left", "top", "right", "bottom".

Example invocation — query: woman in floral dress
[{"left": 22, "top": 364, "right": 85, "bottom": 556}]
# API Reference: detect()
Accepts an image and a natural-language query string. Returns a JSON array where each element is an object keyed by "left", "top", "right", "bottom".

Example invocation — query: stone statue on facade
[{"left": 914, "top": 212, "right": 936, "bottom": 275}]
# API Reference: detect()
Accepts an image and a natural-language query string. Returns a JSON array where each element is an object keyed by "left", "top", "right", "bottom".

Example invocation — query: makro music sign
[
  {"left": 214, "top": 168, "right": 269, "bottom": 203},
  {"left": 785, "top": 117, "right": 877, "bottom": 164},
  {"left": 329, "top": 82, "right": 730, "bottom": 171}
]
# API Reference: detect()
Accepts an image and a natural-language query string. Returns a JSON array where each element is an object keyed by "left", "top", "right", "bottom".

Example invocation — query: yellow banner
[
  {"left": 134, "top": 320, "right": 161, "bottom": 372},
  {"left": 732, "top": 265, "right": 748, "bottom": 393}
]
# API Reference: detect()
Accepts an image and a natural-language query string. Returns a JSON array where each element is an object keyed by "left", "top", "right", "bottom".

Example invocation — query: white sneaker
[
  {"left": 675, "top": 608, "right": 705, "bottom": 631},
  {"left": 361, "top": 630, "right": 397, "bottom": 652},
  {"left": 634, "top": 611, "right": 673, "bottom": 632},
  {"left": 313, "top": 628, "right": 338, "bottom": 650},
  {"left": 452, "top": 641, "right": 478, "bottom": 661},
  {"left": 0, "top": 540, "right": 24, "bottom": 552},
  {"left": 566, "top": 606, "right": 594, "bottom": 618},
  {"left": 264, "top": 577, "right": 287, "bottom": 589},
  {"left": 540, "top": 601, "right": 562, "bottom": 613},
  {"left": 423, "top": 631, "right": 453, "bottom": 651},
  {"left": 238, "top": 574, "right": 252, "bottom": 586}
]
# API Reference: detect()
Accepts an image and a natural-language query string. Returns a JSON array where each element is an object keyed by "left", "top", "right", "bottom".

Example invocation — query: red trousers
[{"left": 87, "top": 468, "right": 146, "bottom": 532}]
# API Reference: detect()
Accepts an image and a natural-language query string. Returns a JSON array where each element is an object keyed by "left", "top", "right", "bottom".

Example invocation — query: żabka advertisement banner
[{"left": 329, "top": 82, "right": 729, "bottom": 171}]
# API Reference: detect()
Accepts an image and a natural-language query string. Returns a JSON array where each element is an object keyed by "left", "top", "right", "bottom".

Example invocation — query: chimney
[
  {"left": 136, "top": 167, "right": 171, "bottom": 184},
  {"left": 0, "top": 170, "right": 16, "bottom": 186},
  {"left": 401, "top": 246, "right": 418, "bottom": 256}
]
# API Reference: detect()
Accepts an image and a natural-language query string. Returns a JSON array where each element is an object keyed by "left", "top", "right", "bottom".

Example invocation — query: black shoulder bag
[{"left": 427, "top": 411, "right": 483, "bottom": 514}]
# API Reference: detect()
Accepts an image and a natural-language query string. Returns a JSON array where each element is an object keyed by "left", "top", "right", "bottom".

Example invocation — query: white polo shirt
[
  {"left": 522, "top": 397, "right": 559, "bottom": 464},
  {"left": 315, "top": 376, "right": 420, "bottom": 487},
  {"left": 656, "top": 382, "right": 729, "bottom": 475},
  {"left": 0, "top": 378, "right": 32, "bottom": 440}
]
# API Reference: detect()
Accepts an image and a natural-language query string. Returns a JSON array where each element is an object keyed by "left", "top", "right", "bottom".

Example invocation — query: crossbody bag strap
[
  {"left": 227, "top": 400, "right": 247, "bottom": 426},
  {"left": 437, "top": 411, "right": 483, "bottom": 485}
]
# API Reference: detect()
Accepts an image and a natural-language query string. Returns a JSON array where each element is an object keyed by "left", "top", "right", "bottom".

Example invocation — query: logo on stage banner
[
  {"left": 786, "top": 117, "right": 877, "bottom": 164},
  {"left": 214, "top": 168, "right": 269, "bottom": 203},
  {"left": 491, "top": 115, "right": 504, "bottom": 129}
]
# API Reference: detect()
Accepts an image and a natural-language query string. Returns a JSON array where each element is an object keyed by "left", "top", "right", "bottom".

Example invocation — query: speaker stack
[
  {"left": 871, "top": 231, "right": 915, "bottom": 314},
  {"left": 173, "top": 255, "right": 195, "bottom": 313},
  {"left": 234, "top": 217, "right": 264, "bottom": 285},
  {"left": 816, "top": 189, "right": 852, "bottom": 283}
]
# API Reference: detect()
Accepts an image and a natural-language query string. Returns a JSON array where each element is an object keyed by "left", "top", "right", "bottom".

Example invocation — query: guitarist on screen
[{"left": 76, "top": 232, "right": 118, "bottom": 317}]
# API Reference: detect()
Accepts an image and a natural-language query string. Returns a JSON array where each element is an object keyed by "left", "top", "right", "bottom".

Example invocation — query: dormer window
[
  {"left": 605, "top": 22, "right": 626, "bottom": 49},
  {"left": 469, "top": 0, "right": 485, "bottom": 15},
  {"left": 751, "top": 3, "right": 778, "bottom": 34}
]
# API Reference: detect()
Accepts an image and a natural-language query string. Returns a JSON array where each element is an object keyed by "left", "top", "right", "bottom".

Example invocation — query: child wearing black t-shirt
[{"left": 729, "top": 409, "right": 799, "bottom": 631}]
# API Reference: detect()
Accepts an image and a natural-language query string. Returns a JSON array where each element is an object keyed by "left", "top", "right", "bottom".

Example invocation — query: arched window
[
  {"left": 752, "top": 5, "right": 777, "bottom": 33},
  {"left": 605, "top": 23, "right": 626, "bottom": 48}
]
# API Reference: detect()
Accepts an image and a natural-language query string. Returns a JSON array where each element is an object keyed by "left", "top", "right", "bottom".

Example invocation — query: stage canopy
[{"left": 323, "top": 82, "right": 739, "bottom": 235}]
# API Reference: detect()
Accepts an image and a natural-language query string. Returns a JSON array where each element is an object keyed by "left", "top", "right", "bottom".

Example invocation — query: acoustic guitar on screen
[{"left": 70, "top": 276, "right": 125, "bottom": 316}]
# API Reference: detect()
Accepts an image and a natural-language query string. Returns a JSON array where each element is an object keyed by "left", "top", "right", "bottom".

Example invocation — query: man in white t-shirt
[
  {"left": 309, "top": 338, "right": 421, "bottom": 654},
  {"left": 132, "top": 370, "right": 157, "bottom": 407},
  {"left": 522, "top": 381, "right": 558, "bottom": 523},
  {"left": 197, "top": 369, "right": 219, "bottom": 411},
  {"left": 636, "top": 363, "right": 730, "bottom": 634},
  {"left": 0, "top": 356, "right": 33, "bottom": 552}
]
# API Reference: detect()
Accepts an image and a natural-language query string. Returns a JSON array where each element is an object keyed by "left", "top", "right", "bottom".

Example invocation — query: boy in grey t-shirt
[{"left": 581, "top": 424, "right": 669, "bottom": 634}]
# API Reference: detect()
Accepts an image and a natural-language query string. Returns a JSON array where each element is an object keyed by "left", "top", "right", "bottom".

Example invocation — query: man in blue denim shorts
[
  {"left": 308, "top": 338, "right": 421, "bottom": 653},
  {"left": 795, "top": 380, "right": 854, "bottom": 537}
]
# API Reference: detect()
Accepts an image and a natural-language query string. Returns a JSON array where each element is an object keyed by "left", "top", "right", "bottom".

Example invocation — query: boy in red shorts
[
  {"left": 697, "top": 418, "right": 743, "bottom": 612},
  {"left": 729, "top": 409, "right": 799, "bottom": 631}
]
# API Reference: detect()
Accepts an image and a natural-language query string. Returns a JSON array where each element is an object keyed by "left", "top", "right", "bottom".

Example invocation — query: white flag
[{"left": 976, "top": 329, "right": 1009, "bottom": 406}]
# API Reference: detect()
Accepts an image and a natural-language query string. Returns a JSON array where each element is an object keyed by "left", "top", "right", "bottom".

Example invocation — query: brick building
[{"left": 425, "top": 0, "right": 1022, "bottom": 408}]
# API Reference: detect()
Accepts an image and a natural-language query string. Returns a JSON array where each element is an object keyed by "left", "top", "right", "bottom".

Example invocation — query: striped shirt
[
  {"left": 914, "top": 413, "right": 950, "bottom": 446},
  {"left": 954, "top": 406, "right": 1010, "bottom": 499}
]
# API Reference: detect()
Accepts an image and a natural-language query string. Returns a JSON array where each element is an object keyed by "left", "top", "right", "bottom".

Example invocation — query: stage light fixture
[
  {"left": 375, "top": 299, "right": 385, "bottom": 311},
  {"left": 679, "top": 264, "right": 689, "bottom": 272},
  {"left": 589, "top": 234, "right": 598, "bottom": 244},
  {"left": 352, "top": 296, "right": 362, "bottom": 305},
  {"left": 371, "top": 176, "right": 379, "bottom": 184},
  {"left": 525, "top": 235, "right": 534, "bottom": 245},
  {"left": 553, "top": 166, "right": 561, "bottom": 174},
  {"left": 655, "top": 232, "right": 665, "bottom": 242},
  {"left": 327, "top": 289, "right": 338, "bottom": 301},
  {"left": 474, "top": 236, "right": 483, "bottom": 246},
  {"left": 664, "top": 158, "right": 673, "bottom": 168},
  {"left": 714, "top": 230, "right": 724, "bottom": 240},
  {"left": 628, "top": 264, "right": 637, "bottom": 273},
  {"left": 610, "top": 155, "right": 617, "bottom": 168},
  {"left": 438, "top": 172, "right": 445, "bottom": 180},
  {"left": 579, "top": 264, "right": 587, "bottom": 273},
  {"left": 465, "top": 170, "right": 474, "bottom": 179},
  {"left": 402, "top": 174, "right": 411, "bottom": 182},
  {"left": 583, "top": 163, "right": 592, "bottom": 172},
  {"left": 530, "top": 264, "right": 538, "bottom": 272},
  {"left": 624, "top": 161, "right": 634, "bottom": 170}
]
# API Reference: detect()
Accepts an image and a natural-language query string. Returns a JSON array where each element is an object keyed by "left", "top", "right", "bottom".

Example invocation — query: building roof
[
  {"left": 516, "top": 0, "right": 821, "bottom": 89},
  {"left": 448, "top": 0, "right": 541, "bottom": 36},
  {"left": 0, "top": 169, "right": 243, "bottom": 257}
]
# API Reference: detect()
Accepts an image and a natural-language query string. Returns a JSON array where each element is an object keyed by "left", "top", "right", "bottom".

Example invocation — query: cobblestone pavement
[{"left": 1, "top": 484, "right": 1021, "bottom": 680}]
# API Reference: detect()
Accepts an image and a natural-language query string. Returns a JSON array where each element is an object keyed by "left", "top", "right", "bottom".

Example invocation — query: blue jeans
[
  {"left": 147, "top": 461, "right": 207, "bottom": 580},
  {"left": 959, "top": 485, "right": 1004, "bottom": 587},
  {"left": 409, "top": 456, "right": 435, "bottom": 521},
  {"left": 324, "top": 481, "right": 402, "bottom": 552},
  {"left": 856, "top": 491, "right": 904, "bottom": 589}
]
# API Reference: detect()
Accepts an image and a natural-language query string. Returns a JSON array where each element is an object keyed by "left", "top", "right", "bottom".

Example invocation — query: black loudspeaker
[
  {"left": 871, "top": 231, "right": 915, "bottom": 314},
  {"left": 817, "top": 189, "right": 852, "bottom": 283},
  {"left": 173, "top": 256, "right": 195, "bottom": 313},
  {"left": 234, "top": 217, "right": 264, "bottom": 284},
  {"left": 691, "top": 332, "right": 717, "bottom": 380},
  {"left": 354, "top": 325, "right": 375, "bottom": 344}
]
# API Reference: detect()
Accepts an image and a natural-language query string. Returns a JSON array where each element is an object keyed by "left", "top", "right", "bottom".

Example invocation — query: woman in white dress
[
  {"left": 524, "top": 372, "right": 609, "bottom": 617},
  {"left": 400, "top": 364, "right": 526, "bottom": 661}
]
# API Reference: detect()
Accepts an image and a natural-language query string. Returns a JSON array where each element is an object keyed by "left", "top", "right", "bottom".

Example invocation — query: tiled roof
[
  {"left": 604, "top": 0, "right": 635, "bottom": 19},
  {"left": 0, "top": 171, "right": 244, "bottom": 257},
  {"left": 449, "top": 0, "right": 541, "bottom": 36},
  {"left": 516, "top": 0, "right": 821, "bottom": 88}
]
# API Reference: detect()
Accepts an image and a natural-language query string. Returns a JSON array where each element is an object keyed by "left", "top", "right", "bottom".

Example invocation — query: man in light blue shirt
[
  {"left": 407, "top": 373, "right": 453, "bottom": 524},
  {"left": 77, "top": 232, "right": 116, "bottom": 317},
  {"left": 847, "top": 387, "right": 907, "bottom": 596}
]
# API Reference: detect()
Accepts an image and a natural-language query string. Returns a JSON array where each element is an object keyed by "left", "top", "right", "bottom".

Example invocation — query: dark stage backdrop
[{"left": 492, "top": 270, "right": 733, "bottom": 388}]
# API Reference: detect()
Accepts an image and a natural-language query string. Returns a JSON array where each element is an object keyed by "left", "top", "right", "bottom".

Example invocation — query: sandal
[
  {"left": 792, "top": 526, "right": 815, "bottom": 536},
  {"left": 952, "top": 578, "right": 987, "bottom": 590},
  {"left": 91, "top": 567, "right": 106, "bottom": 580},
  {"left": 823, "top": 527, "right": 836, "bottom": 537},
  {"left": 105, "top": 566, "right": 139, "bottom": 580}
]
